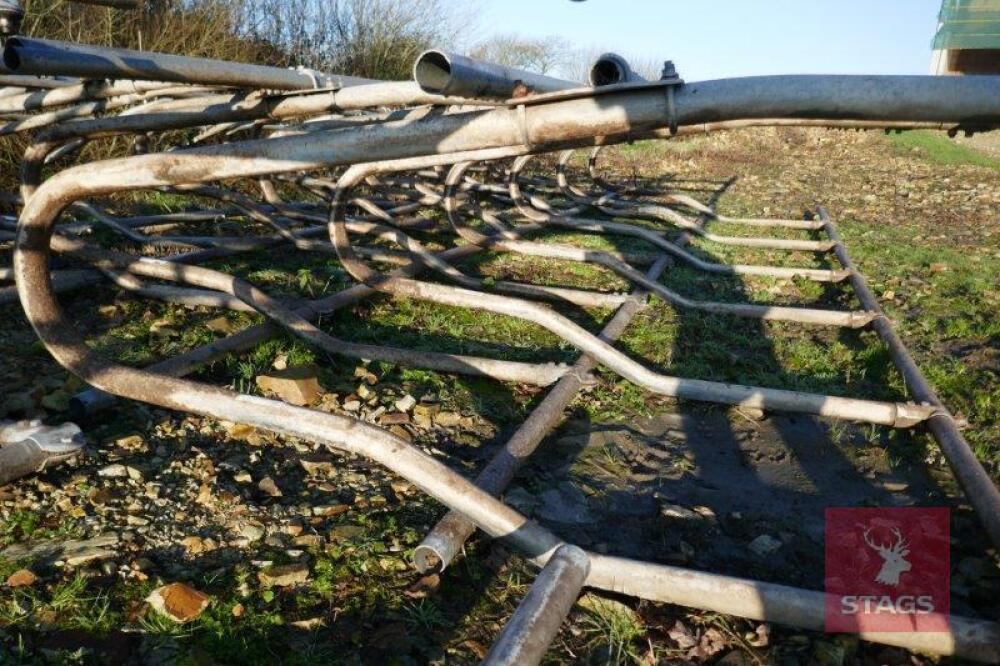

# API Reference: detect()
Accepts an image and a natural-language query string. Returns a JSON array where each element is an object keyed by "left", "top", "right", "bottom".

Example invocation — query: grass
[
  {"left": 0, "top": 127, "right": 996, "bottom": 662},
  {"left": 888, "top": 130, "right": 1000, "bottom": 169}
]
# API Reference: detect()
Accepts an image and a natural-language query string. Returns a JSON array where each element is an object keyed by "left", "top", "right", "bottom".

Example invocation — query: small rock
[
  {"left": 379, "top": 412, "right": 410, "bottom": 426},
  {"left": 290, "top": 617, "right": 325, "bottom": 630},
  {"left": 114, "top": 434, "right": 145, "bottom": 450},
  {"left": 196, "top": 484, "right": 214, "bottom": 506},
  {"left": 328, "top": 525, "right": 365, "bottom": 540},
  {"left": 149, "top": 319, "right": 179, "bottom": 339},
  {"left": 6, "top": 569, "right": 38, "bottom": 588},
  {"left": 299, "top": 456, "right": 334, "bottom": 476},
  {"left": 205, "top": 316, "right": 237, "bottom": 334},
  {"left": 256, "top": 367, "right": 323, "bottom": 406},
  {"left": 578, "top": 593, "right": 640, "bottom": 626},
  {"left": 146, "top": 583, "right": 210, "bottom": 623},
  {"left": 238, "top": 523, "right": 265, "bottom": 543},
  {"left": 234, "top": 471, "right": 253, "bottom": 484},
  {"left": 394, "top": 395, "right": 416, "bottom": 413},
  {"left": 97, "top": 464, "right": 142, "bottom": 479},
  {"left": 434, "top": 411, "right": 461, "bottom": 427},
  {"left": 661, "top": 504, "right": 699, "bottom": 521},
  {"left": 342, "top": 399, "right": 361, "bottom": 412},
  {"left": 181, "top": 536, "right": 213, "bottom": 555},
  {"left": 693, "top": 505, "right": 716, "bottom": 519},
  {"left": 258, "top": 476, "right": 282, "bottom": 497},
  {"left": 749, "top": 534, "right": 783, "bottom": 556},
  {"left": 881, "top": 480, "right": 909, "bottom": 493},
  {"left": 89, "top": 488, "right": 114, "bottom": 505},
  {"left": 258, "top": 563, "right": 309, "bottom": 588},
  {"left": 356, "top": 384, "right": 371, "bottom": 400},
  {"left": 667, "top": 620, "right": 697, "bottom": 649},
  {"left": 293, "top": 534, "right": 322, "bottom": 548},
  {"left": 313, "top": 504, "right": 349, "bottom": 517},
  {"left": 404, "top": 574, "right": 440, "bottom": 599}
]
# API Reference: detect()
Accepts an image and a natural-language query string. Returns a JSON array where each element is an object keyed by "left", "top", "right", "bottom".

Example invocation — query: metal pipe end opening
[
  {"left": 589, "top": 53, "right": 632, "bottom": 87},
  {"left": 2, "top": 37, "right": 23, "bottom": 70},
  {"left": 414, "top": 50, "right": 452, "bottom": 95}
]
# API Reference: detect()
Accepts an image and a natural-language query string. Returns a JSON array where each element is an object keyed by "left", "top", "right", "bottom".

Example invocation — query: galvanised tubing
[
  {"left": 3, "top": 37, "right": 371, "bottom": 91},
  {"left": 19, "top": 74, "right": 998, "bottom": 192},
  {"left": 525, "top": 154, "right": 849, "bottom": 281},
  {"left": 332, "top": 165, "right": 929, "bottom": 428},
  {"left": 451, "top": 160, "right": 868, "bottom": 326},
  {"left": 482, "top": 545, "right": 590, "bottom": 666},
  {"left": 68, "top": 152, "right": 583, "bottom": 415},
  {"left": 0, "top": 74, "right": 78, "bottom": 89},
  {"left": 186, "top": 183, "right": 631, "bottom": 310},
  {"left": 414, "top": 154, "right": 853, "bottom": 572},
  {"left": 20, "top": 76, "right": 1000, "bottom": 202},
  {"left": 48, "top": 232, "right": 569, "bottom": 388},
  {"left": 13, "top": 150, "right": 1000, "bottom": 666},
  {"left": 20, "top": 76, "right": 1000, "bottom": 405},
  {"left": 0, "top": 93, "right": 144, "bottom": 135},
  {"left": 536, "top": 211, "right": 847, "bottom": 282},
  {"left": 584, "top": 554, "right": 999, "bottom": 662},
  {"left": 560, "top": 147, "right": 827, "bottom": 228},
  {"left": 100, "top": 267, "right": 259, "bottom": 313},
  {"left": 819, "top": 207, "right": 1000, "bottom": 548},
  {"left": 414, "top": 50, "right": 578, "bottom": 99},
  {"left": 185, "top": 181, "right": 629, "bottom": 310},
  {"left": 0, "top": 79, "right": 197, "bottom": 114},
  {"left": 595, "top": 197, "right": 835, "bottom": 251},
  {"left": 414, "top": 252, "right": 672, "bottom": 574},
  {"left": 466, "top": 228, "right": 869, "bottom": 326}
]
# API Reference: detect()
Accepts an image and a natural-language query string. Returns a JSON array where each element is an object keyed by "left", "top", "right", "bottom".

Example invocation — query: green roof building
[{"left": 931, "top": 0, "right": 1000, "bottom": 73}]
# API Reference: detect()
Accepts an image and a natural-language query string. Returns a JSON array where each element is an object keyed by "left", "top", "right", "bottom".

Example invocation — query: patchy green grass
[
  {"left": 2, "top": 127, "right": 997, "bottom": 663},
  {"left": 888, "top": 130, "right": 1000, "bottom": 169}
]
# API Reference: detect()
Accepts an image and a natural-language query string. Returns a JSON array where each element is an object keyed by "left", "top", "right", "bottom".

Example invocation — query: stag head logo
[{"left": 860, "top": 524, "right": 911, "bottom": 586}]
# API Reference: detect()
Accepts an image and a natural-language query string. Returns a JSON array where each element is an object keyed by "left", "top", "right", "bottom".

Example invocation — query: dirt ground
[{"left": 0, "top": 127, "right": 997, "bottom": 665}]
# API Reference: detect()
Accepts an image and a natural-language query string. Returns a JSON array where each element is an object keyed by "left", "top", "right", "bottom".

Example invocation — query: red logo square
[{"left": 825, "top": 507, "right": 950, "bottom": 632}]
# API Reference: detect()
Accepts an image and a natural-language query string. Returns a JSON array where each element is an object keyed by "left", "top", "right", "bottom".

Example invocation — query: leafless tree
[
  {"left": 562, "top": 45, "right": 665, "bottom": 83},
  {"left": 470, "top": 33, "right": 571, "bottom": 77}
]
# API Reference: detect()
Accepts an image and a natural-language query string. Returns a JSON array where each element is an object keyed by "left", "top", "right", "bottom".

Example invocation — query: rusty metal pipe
[
  {"left": 483, "top": 545, "right": 590, "bottom": 666},
  {"left": 332, "top": 165, "right": 930, "bottom": 427},
  {"left": 14, "top": 186, "right": 1000, "bottom": 660},
  {"left": 819, "top": 208, "right": 1000, "bottom": 548},
  {"left": 414, "top": 254, "right": 672, "bottom": 573}
]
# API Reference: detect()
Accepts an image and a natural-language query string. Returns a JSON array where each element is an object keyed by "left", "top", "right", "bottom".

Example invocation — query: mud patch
[{"left": 514, "top": 409, "right": 949, "bottom": 591}]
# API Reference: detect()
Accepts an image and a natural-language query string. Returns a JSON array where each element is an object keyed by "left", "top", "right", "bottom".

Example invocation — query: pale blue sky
[{"left": 474, "top": 0, "right": 944, "bottom": 81}]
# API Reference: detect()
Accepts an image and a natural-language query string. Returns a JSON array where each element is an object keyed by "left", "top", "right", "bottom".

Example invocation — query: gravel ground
[{"left": 0, "top": 127, "right": 997, "bottom": 665}]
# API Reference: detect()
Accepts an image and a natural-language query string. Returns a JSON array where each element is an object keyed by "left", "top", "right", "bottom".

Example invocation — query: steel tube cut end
[
  {"left": 414, "top": 49, "right": 578, "bottom": 99},
  {"left": 413, "top": 50, "right": 453, "bottom": 95},
  {"left": 589, "top": 53, "right": 644, "bottom": 87}
]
